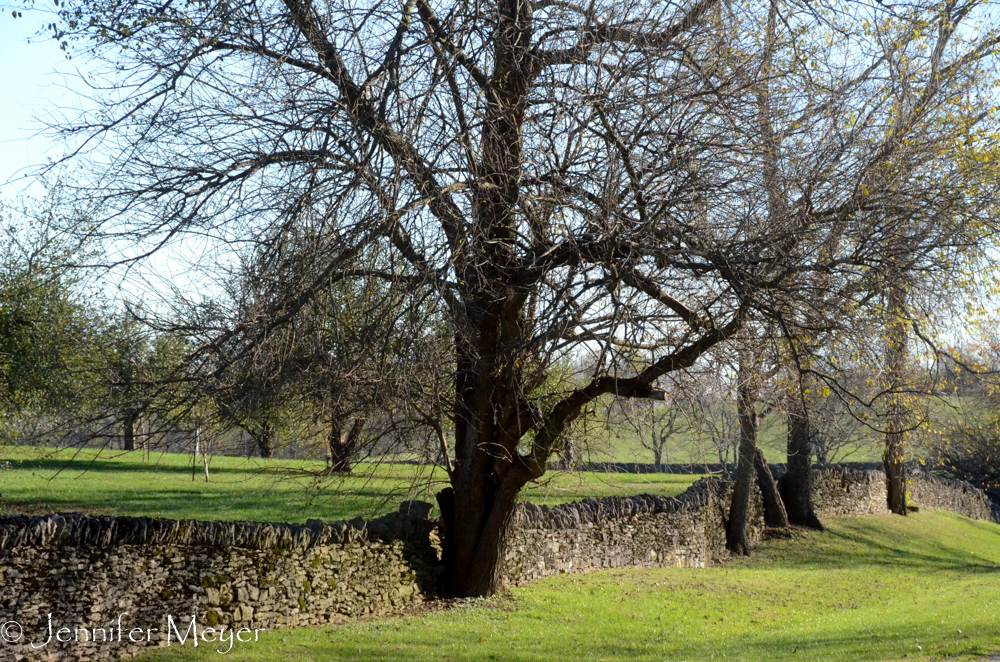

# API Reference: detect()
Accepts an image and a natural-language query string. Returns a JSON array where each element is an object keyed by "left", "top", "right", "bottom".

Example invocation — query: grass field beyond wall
[
  {"left": 140, "top": 511, "right": 1000, "bottom": 662},
  {"left": 0, "top": 447, "right": 699, "bottom": 522}
]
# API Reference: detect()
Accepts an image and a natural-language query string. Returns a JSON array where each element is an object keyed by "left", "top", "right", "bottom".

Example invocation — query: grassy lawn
[
  {"left": 575, "top": 412, "right": 884, "bottom": 466},
  {"left": 0, "top": 447, "right": 700, "bottom": 522},
  {"left": 139, "top": 510, "right": 1000, "bottom": 662}
]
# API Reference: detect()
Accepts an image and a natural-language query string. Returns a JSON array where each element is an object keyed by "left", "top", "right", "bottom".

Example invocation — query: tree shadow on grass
[
  {"left": 752, "top": 513, "right": 1000, "bottom": 575},
  {"left": 7, "top": 456, "right": 268, "bottom": 478}
]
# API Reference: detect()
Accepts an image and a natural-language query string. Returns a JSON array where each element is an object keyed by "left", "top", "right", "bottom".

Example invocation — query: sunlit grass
[
  {"left": 0, "top": 447, "right": 700, "bottom": 522},
  {"left": 143, "top": 511, "right": 1000, "bottom": 662}
]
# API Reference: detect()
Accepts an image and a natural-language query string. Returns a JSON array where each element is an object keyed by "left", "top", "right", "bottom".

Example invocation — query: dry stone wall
[
  {"left": 809, "top": 466, "right": 1000, "bottom": 523},
  {"left": 909, "top": 472, "right": 1000, "bottom": 522},
  {"left": 0, "top": 507, "right": 440, "bottom": 662},
  {"left": 504, "top": 477, "right": 762, "bottom": 583},
  {"left": 811, "top": 467, "right": 889, "bottom": 517},
  {"left": 0, "top": 470, "right": 996, "bottom": 662}
]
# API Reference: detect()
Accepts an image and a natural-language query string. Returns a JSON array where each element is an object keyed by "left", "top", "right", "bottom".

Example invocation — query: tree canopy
[
  {"left": 28, "top": 0, "right": 1000, "bottom": 594},
  {"left": 0, "top": 200, "right": 103, "bottom": 439}
]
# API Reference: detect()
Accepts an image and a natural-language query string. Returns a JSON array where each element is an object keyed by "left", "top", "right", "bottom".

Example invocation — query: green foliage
[
  {"left": 0, "top": 190, "right": 202, "bottom": 448},
  {"left": 0, "top": 209, "right": 103, "bottom": 438}
]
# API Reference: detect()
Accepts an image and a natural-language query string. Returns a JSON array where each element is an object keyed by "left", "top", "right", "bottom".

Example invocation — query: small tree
[
  {"left": 641, "top": 405, "right": 680, "bottom": 472},
  {"left": 100, "top": 314, "right": 153, "bottom": 451},
  {"left": 0, "top": 197, "right": 102, "bottom": 443}
]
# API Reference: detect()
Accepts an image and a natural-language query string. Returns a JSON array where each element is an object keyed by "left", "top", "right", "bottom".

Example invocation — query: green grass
[
  {"left": 0, "top": 447, "right": 700, "bottom": 522},
  {"left": 141, "top": 511, "right": 1000, "bottom": 662},
  {"left": 574, "top": 411, "right": 884, "bottom": 465}
]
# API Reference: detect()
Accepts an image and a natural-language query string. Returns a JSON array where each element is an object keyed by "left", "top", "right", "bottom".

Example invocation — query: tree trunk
[
  {"left": 884, "top": 438, "right": 907, "bottom": 514},
  {"left": 884, "top": 274, "right": 909, "bottom": 515},
  {"left": 815, "top": 444, "right": 828, "bottom": 466},
  {"left": 256, "top": 422, "right": 274, "bottom": 459},
  {"left": 726, "top": 369, "right": 758, "bottom": 555},
  {"left": 439, "top": 439, "right": 525, "bottom": 597},
  {"left": 439, "top": 478, "right": 521, "bottom": 597},
  {"left": 122, "top": 413, "right": 136, "bottom": 451},
  {"left": 203, "top": 441, "right": 210, "bottom": 482},
  {"left": 439, "top": 393, "right": 523, "bottom": 597},
  {"left": 192, "top": 425, "right": 199, "bottom": 482},
  {"left": 437, "top": 326, "right": 541, "bottom": 598},
  {"left": 782, "top": 396, "right": 823, "bottom": 529},
  {"left": 328, "top": 416, "right": 365, "bottom": 473},
  {"left": 754, "top": 448, "right": 788, "bottom": 528}
]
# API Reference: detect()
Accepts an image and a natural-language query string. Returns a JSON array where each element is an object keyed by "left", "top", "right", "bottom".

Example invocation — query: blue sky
[
  {"left": 0, "top": 9, "right": 84, "bottom": 198},
  {"left": 0, "top": 10, "right": 211, "bottom": 304}
]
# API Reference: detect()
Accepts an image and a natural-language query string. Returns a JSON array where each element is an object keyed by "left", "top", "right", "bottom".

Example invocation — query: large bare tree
[{"left": 35, "top": 0, "right": 1000, "bottom": 594}]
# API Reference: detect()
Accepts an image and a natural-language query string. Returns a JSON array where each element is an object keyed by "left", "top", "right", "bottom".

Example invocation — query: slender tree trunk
[
  {"left": 727, "top": 358, "right": 758, "bottom": 555},
  {"left": 755, "top": 0, "right": 822, "bottom": 531},
  {"left": 192, "top": 425, "right": 199, "bottom": 482},
  {"left": 815, "top": 443, "right": 828, "bottom": 466},
  {"left": 203, "top": 440, "right": 210, "bottom": 482},
  {"left": 884, "top": 273, "right": 909, "bottom": 515},
  {"left": 782, "top": 395, "right": 823, "bottom": 529},
  {"left": 754, "top": 448, "right": 788, "bottom": 528},
  {"left": 122, "top": 413, "right": 136, "bottom": 451}
]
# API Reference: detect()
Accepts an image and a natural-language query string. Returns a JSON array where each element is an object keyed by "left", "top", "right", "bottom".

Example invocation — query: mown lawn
[
  {"left": 0, "top": 447, "right": 700, "bottom": 522},
  {"left": 142, "top": 511, "right": 1000, "bottom": 662},
  {"left": 575, "top": 411, "right": 885, "bottom": 466}
]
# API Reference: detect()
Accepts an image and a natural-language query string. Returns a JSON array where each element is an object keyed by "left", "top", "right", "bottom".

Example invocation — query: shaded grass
[
  {"left": 143, "top": 511, "right": 1000, "bottom": 662},
  {"left": 0, "top": 447, "right": 699, "bottom": 522}
]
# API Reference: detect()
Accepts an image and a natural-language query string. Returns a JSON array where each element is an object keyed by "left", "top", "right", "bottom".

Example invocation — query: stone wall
[
  {"left": 909, "top": 472, "right": 1000, "bottom": 522},
  {"left": 504, "top": 477, "right": 762, "bottom": 584},
  {"left": 570, "top": 461, "right": 885, "bottom": 475},
  {"left": 0, "top": 507, "right": 439, "bottom": 661},
  {"left": 808, "top": 466, "right": 1000, "bottom": 523},
  {"left": 811, "top": 467, "right": 889, "bottom": 517},
  {"left": 0, "top": 469, "right": 996, "bottom": 662}
]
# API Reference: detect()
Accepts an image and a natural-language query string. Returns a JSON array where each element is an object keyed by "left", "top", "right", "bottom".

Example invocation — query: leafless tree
[
  {"left": 743, "top": 0, "right": 1000, "bottom": 524},
  {"left": 35, "top": 0, "right": 1000, "bottom": 594},
  {"left": 203, "top": 226, "right": 453, "bottom": 470},
  {"left": 684, "top": 365, "right": 740, "bottom": 467},
  {"left": 641, "top": 405, "right": 681, "bottom": 472}
]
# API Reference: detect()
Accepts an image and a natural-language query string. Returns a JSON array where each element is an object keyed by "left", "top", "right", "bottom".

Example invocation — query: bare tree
[
  {"left": 641, "top": 405, "right": 681, "bottom": 472},
  {"left": 36, "top": 0, "right": 1000, "bottom": 594},
  {"left": 685, "top": 373, "right": 740, "bottom": 467},
  {"left": 203, "top": 229, "right": 452, "bottom": 470},
  {"left": 741, "top": 0, "right": 1000, "bottom": 525}
]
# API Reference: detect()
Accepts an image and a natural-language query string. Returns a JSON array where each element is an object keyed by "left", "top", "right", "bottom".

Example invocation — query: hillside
[{"left": 138, "top": 510, "right": 1000, "bottom": 662}]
